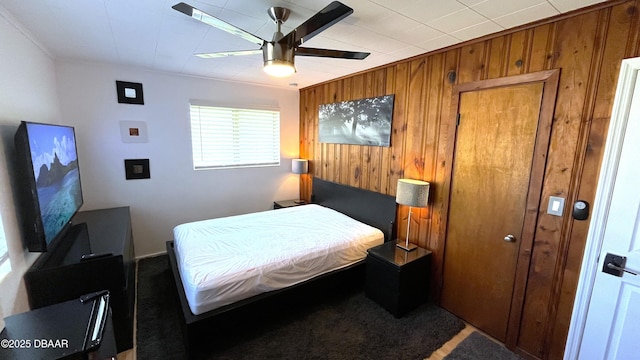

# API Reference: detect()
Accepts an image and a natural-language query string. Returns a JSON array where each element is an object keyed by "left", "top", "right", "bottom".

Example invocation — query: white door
[{"left": 566, "top": 58, "right": 640, "bottom": 359}]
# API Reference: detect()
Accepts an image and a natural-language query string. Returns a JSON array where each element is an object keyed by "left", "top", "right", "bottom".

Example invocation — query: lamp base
[{"left": 396, "top": 241, "right": 417, "bottom": 252}]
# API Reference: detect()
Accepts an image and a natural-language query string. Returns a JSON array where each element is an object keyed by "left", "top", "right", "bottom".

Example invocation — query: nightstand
[
  {"left": 365, "top": 241, "right": 431, "bottom": 317},
  {"left": 273, "top": 199, "right": 306, "bottom": 209}
]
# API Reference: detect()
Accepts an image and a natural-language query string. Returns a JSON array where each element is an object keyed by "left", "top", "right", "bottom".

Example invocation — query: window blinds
[{"left": 189, "top": 105, "right": 280, "bottom": 169}]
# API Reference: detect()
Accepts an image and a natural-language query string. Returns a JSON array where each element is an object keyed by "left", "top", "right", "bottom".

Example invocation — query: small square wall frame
[
  {"left": 119, "top": 121, "right": 148, "bottom": 143},
  {"left": 116, "top": 81, "right": 144, "bottom": 105},
  {"left": 124, "top": 159, "right": 150, "bottom": 180}
]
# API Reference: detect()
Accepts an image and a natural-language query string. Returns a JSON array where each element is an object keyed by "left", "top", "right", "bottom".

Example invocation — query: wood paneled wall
[{"left": 299, "top": 1, "right": 640, "bottom": 359}]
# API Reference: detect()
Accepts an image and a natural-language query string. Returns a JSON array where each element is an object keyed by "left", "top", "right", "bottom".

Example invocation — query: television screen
[{"left": 14, "top": 121, "right": 84, "bottom": 252}]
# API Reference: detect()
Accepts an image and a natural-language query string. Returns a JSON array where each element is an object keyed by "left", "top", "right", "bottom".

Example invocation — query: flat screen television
[{"left": 14, "top": 121, "right": 84, "bottom": 252}]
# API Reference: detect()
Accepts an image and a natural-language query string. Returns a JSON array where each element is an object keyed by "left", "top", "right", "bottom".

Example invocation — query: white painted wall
[
  {"left": 55, "top": 61, "right": 301, "bottom": 257},
  {"left": 0, "top": 7, "right": 62, "bottom": 328},
  {"left": 0, "top": 5, "right": 299, "bottom": 331}
]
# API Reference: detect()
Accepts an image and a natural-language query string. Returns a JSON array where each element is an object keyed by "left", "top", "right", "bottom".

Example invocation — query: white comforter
[{"left": 173, "top": 204, "right": 384, "bottom": 315}]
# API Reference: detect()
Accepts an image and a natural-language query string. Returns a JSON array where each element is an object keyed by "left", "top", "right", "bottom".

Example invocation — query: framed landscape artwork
[{"left": 318, "top": 95, "right": 394, "bottom": 147}]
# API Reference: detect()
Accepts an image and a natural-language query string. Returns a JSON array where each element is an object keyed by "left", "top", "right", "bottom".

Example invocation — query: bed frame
[{"left": 166, "top": 177, "right": 396, "bottom": 356}]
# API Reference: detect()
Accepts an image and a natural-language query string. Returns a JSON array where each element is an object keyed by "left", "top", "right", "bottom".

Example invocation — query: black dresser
[
  {"left": 23, "top": 207, "right": 136, "bottom": 353},
  {"left": 0, "top": 295, "right": 117, "bottom": 359},
  {"left": 365, "top": 241, "right": 431, "bottom": 317}
]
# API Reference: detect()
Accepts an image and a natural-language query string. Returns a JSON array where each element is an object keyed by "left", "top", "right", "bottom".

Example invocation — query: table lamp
[
  {"left": 292, "top": 159, "right": 308, "bottom": 204},
  {"left": 396, "top": 178, "right": 430, "bottom": 251}
]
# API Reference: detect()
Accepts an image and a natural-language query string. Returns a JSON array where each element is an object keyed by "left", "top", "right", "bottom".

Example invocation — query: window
[
  {"left": 189, "top": 104, "right": 280, "bottom": 170},
  {"left": 0, "top": 216, "right": 10, "bottom": 282}
]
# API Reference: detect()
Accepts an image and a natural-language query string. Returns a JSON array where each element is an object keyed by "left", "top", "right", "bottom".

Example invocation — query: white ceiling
[{"left": 1, "top": 0, "right": 607, "bottom": 90}]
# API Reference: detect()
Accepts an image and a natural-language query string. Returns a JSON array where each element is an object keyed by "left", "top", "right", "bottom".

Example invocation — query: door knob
[{"left": 504, "top": 234, "right": 516, "bottom": 242}]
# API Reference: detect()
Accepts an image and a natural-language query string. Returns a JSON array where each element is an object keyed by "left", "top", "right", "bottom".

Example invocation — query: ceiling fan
[{"left": 172, "top": 1, "right": 370, "bottom": 77}]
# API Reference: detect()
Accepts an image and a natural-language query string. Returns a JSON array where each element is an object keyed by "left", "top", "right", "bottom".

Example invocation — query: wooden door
[{"left": 441, "top": 83, "right": 544, "bottom": 342}]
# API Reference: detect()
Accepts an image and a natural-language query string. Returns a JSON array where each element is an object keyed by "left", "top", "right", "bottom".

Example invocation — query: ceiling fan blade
[
  {"left": 172, "top": 2, "right": 265, "bottom": 46},
  {"left": 283, "top": 1, "right": 353, "bottom": 46},
  {"left": 195, "top": 49, "right": 263, "bottom": 58},
  {"left": 295, "top": 47, "right": 370, "bottom": 60}
]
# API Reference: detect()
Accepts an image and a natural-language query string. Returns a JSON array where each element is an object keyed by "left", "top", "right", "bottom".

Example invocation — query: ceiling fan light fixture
[
  {"left": 263, "top": 41, "right": 295, "bottom": 77},
  {"left": 263, "top": 59, "right": 296, "bottom": 77}
]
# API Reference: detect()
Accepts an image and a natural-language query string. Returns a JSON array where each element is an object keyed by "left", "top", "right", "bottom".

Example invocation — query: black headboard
[{"left": 311, "top": 177, "right": 396, "bottom": 242}]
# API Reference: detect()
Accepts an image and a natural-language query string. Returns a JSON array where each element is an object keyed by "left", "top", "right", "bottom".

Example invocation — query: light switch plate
[{"left": 547, "top": 196, "right": 565, "bottom": 216}]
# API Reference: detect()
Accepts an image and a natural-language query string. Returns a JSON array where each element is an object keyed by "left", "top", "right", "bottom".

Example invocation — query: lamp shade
[
  {"left": 396, "top": 179, "right": 429, "bottom": 207},
  {"left": 292, "top": 159, "right": 308, "bottom": 174}
]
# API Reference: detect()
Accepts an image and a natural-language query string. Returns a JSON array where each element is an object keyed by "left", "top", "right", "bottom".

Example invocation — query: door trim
[
  {"left": 565, "top": 57, "right": 640, "bottom": 359},
  {"left": 439, "top": 69, "right": 560, "bottom": 349}
]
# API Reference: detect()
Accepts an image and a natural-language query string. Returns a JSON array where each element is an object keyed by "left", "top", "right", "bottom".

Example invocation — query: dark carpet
[
  {"left": 444, "top": 332, "right": 522, "bottom": 360},
  {"left": 137, "top": 255, "right": 465, "bottom": 360}
]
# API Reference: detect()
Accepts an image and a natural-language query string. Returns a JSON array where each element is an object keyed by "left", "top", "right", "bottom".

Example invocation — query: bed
[{"left": 166, "top": 177, "right": 397, "bottom": 354}]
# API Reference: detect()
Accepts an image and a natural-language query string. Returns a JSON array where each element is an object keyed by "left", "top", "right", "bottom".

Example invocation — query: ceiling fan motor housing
[
  {"left": 264, "top": 6, "right": 294, "bottom": 68},
  {"left": 263, "top": 41, "right": 295, "bottom": 68}
]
